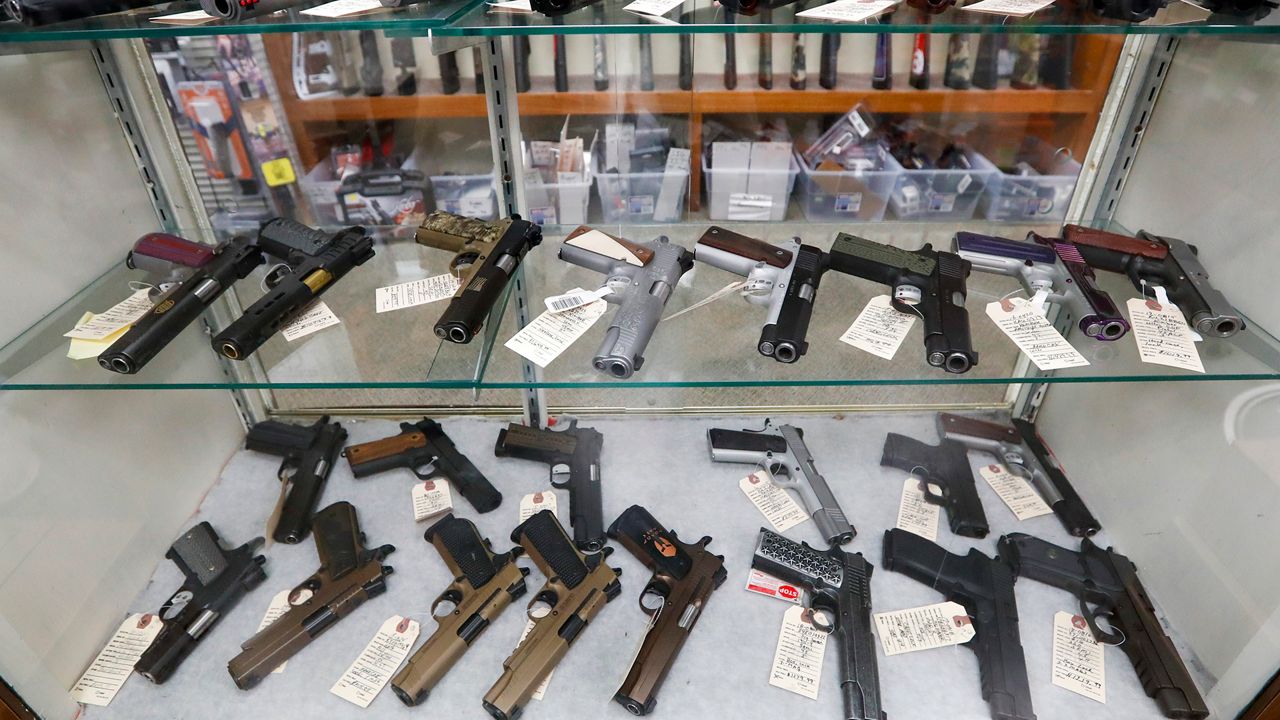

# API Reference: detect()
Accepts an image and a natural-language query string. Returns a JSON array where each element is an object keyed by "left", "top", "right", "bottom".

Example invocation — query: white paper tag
[
  {"left": 412, "top": 479, "right": 453, "bottom": 521},
  {"left": 962, "top": 0, "right": 1054, "bottom": 15},
  {"left": 768, "top": 606, "right": 829, "bottom": 699},
  {"left": 739, "top": 470, "right": 808, "bottom": 532},
  {"left": 517, "top": 618, "right": 555, "bottom": 699},
  {"left": 849, "top": 111, "right": 872, "bottom": 138},
  {"left": 665, "top": 147, "right": 692, "bottom": 172},
  {"left": 150, "top": 8, "right": 217, "bottom": 23},
  {"left": 529, "top": 141, "right": 556, "bottom": 167},
  {"left": 874, "top": 601, "right": 976, "bottom": 656},
  {"left": 745, "top": 568, "right": 802, "bottom": 604},
  {"left": 461, "top": 196, "right": 494, "bottom": 218},
  {"left": 565, "top": 229, "right": 646, "bottom": 266},
  {"left": 519, "top": 491, "right": 559, "bottom": 522},
  {"left": 979, "top": 464, "right": 1054, "bottom": 520},
  {"left": 839, "top": 295, "right": 915, "bottom": 360},
  {"left": 1126, "top": 298, "right": 1205, "bottom": 373},
  {"left": 330, "top": 615, "right": 421, "bottom": 708},
  {"left": 69, "top": 613, "right": 163, "bottom": 706},
  {"left": 957, "top": 174, "right": 973, "bottom": 194},
  {"left": 727, "top": 193, "right": 775, "bottom": 221},
  {"left": 488, "top": 0, "right": 532, "bottom": 10},
  {"left": 504, "top": 296, "right": 609, "bottom": 368},
  {"left": 301, "top": 0, "right": 385, "bottom": 16},
  {"left": 1052, "top": 611, "right": 1106, "bottom": 703},
  {"left": 896, "top": 477, "right": 939, "bottom": 542},
  {"left": 623, "top": 0, "right": 685, "bottom": 16},
  {"left": 375, "top": 274, "right": 461, "bottom": 314},
  {"left": 545, "top": 287, "right": 613, "bottom": 313},
  {"left": 66, "top": 311, "right": 123, "bottom": 360},
  {"left": 662, "top": 281, "right": 747, "bottom": 322},
  {"left": 986, "top": 298, "right": 1090, "bottom": 371},
  {"left": 280, "top": 300, "right": 340, "bottom": 342},
  {"left": 796, "top": 0, "right": 899, "bottom": 22},
  {"left": 255, "top": 590, "right": 293, "bottom": 674},
  {"left": 65, "top": 289, "right": 154, "bottom": 341}
]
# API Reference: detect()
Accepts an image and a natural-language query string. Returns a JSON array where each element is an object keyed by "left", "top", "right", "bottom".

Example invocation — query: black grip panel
[
  {"left": 495, "top": 423, "right": 576, "bottom": 460},
  {"left": 257, "top": 218, "right": 333, "bottom": 260},
  {"left": 881, "top": 528, "right": 953, "bottom": 589},
  {"left": 426, "top": 514, "right": 499, "bottom": 589},
  {"left": 312, "top": 502, "right": 363, "bottom": 580},
  {"left": 246, "top": 417, "right": 325, "bottom": 454},
  {"left": 513, "top": 510, "right": 589, "bottom": 590},
  {"left": 1011, "top": 419, "right": 1100, "bottom": 537},
  {"left": 881, "top": 434, "right": 989, "bottom": 539},
  {"left": 418, "top": 419, "right": 501, "bottom": 513},
  {"left": 607, "top": 505, "right": 692, "bottom": 579},
  {"left": 168, "top": 522, "right": 230, "bottom": 586},
  {"left": 707, "top": 428, "right": 787, "bottom": 454}
]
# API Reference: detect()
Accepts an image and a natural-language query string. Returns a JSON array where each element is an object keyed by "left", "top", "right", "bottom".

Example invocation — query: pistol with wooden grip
[
  {"left": 607, "top": 506, "right": 726, "bottom": 716},
  {"left": 708, "top": 423, "right": 855, "bottom": 545},
  {"left": 228, "top": 502, "right": 395, "bottom": 690},
  {"left": 214, "top": 219, "right": 375, "bottom": 361},
  {"left": 558, "top": 227, "right": 693, "bottom": 379},
  {"left": 828, "top": 232, "right": 978, "bottom": 374},
  {"left": 694, "top": 226, "right": 828, "bottom": 364},
  {"left": 344, "top": 418, "right": 502, "bottom": 513},
  {"left": 752, "top": 529, "right": 884, "bottom": 720},
  {"left": 482, "top": 510, "right": 622, "bottom": 720},
  {"left": 999, "top": 533, "right": 1208, "bottom": 720},
  {"left": 127, "top": 233, "right": 216, "bottom": 293},
  {"left": 391, "top": 514, "right": 529, "bottom": 707},
  {"left": 135, "top": 523, "right": 266, "bottom": 684},
  {"left": 495, "top": 420, "right": 605, "bottom": 552},
  {"left": 1063, "top": 224, "right": 1244, "bottom": 338},
  {"left": 881, "top": 430, "right": 989, "bottom": 538},
  {"left": 938, "top": 413, "right": 1100, "bottom": 536},
  {"left": 416, "top": 212, "right": 543, "bottom": 344},
  {"left": 882, "top": 529, "right": 1035, "bottom": 720},
  {"left": 246, "top": 416, "right": 347, "bottom": 545},
  {"left": 952, "top": 230, "right": 1129, "bottom": 341}
]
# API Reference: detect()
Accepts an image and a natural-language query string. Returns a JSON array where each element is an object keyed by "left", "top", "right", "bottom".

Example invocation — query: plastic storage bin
[
  {"left": 795, "top": 150, "right": 904, "bottom": 222},
  {"left": 889, "top": 150, "right": 998, "bottom": 221},
  {"left": 703, "top": 154, "right": 800, "bottom": 222},
  {"left": 594, "top": 157, "right": 689, "bottom": 224},
  {"left": 980, "top": 152, "right": 1082, "bottom": 223},
  {"left": 524, "top": 172, "right": 593, "bottom": 228},
  {"left": 430, "top": 173, "right": 497, "bottom": 220}
]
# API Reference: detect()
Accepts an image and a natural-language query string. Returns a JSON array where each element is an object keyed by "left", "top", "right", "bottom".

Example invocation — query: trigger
[
  {"left": 1079, "top": 596, "right": 1124, "bottom": 646},
  {"left": 451, "top": 252, "right": 479, "bottom": 273}
]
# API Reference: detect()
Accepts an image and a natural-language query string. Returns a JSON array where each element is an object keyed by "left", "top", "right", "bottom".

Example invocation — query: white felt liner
[{"left": 85, "top": 414, "right": 1211, "bottom": 720}]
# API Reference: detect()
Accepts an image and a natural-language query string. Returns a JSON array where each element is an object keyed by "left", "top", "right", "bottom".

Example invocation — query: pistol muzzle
[
  {"left": 437, "top": 322, "right": 473, "bottom": 344},
  {"left": 1193, "top": 311, "right": 1243, "bottom": 338},
  {"left": 1083, "top": 315, "right": 1129, "bottom": 341}
]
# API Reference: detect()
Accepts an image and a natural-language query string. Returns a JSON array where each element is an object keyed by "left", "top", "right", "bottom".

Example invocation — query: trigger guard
[
  {"left": 1079, "top": 594, "right": 1124, "bottom": 645},
  {"left": 451, "top": 252, "right": 480, "bottom": 273},
  {"left": 412, "top": 462, "right": 439, "bottom": 479},
  {"left": 918, "top": 478, "right": 947, "bottom": 505},
  {"left": 639, "top": 582, "right": 669, "bottom": 616}
]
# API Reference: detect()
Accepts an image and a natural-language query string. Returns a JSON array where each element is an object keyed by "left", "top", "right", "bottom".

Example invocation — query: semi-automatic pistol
[
  {"left": 495, "top": 420, "right": 605, "bottom": 552},
  {"left": 245, "top": 416, "right": 347, "bottom": 545},
  {"left": 881, "top": 428, "right": 988, "bottom": 538},
  {"left": 344, "top": 418, "right": 502, "bottom": 513}
]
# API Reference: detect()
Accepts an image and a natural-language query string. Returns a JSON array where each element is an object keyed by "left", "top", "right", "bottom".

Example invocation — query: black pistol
[
  {"left": 246, "top": 416, "right": 347, "bottom": 545},
  {"left": 881, "top": 429, "right": 989, "bottom": 538},
  {"left": 494, "top": 420, "right": 605, "bottom": 552},
  {"left": 134, "top": 523, "right": 266, "bottom": 684}
]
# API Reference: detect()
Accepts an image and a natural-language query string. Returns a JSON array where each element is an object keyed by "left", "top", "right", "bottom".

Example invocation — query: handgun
[
  {"left": 789, "top": 30, "right": 806, "bottom": 90},
  {"left": 558, "top": 227, "right": 694, "bottom": 379},
  {"left": 1009, "top": 34, "right": 1040, "bottom": 90},
  {"left": 999, "top": 533, "right": 1208, "bottom": 719},
  {"left": 593, "top": 3, "right": 609, "bottom": 91},
  {"left": 228, "top": 501, "right": 395, "bottom": 690},
  {"left": 495, "top": 420, "right": 604, "bottom": 551},
  {"left": 245, "top": 416, "right": 347, "bottom": 545},
  {"left": 134, "top": 523, "right": 267, "bottom": 684},
  {"left": 944, "top": 34, "right": 974, "bottom": 90},
  {"left": 819, "top": 32, "right": 839, "bottom": 89},
  {"left": 708, "top": 423, "right": 855, "bottom": 545},
  {"left": 694, "top": 226, "right": 827, "bottom": 363},
  {"left": 1039, "top": 35, "right": 1072, "bottom": 89},
  {"left": 882, "top": 528, "right": 1035, "bottom": 720},
  {"left": 100, "top": 235, "right": 264, "bottom": 375},
  {"left": 828, "top": 232, "right": 978, "bottom": 373},
  {"left": 1063, "top": 224, "right": 1244, "bottom": 338},
  {"left": 752, "top": 529, "right": 883, "bottom": 720},
  {"left": 724, "top": 31, "right": 738, "bottom": 90},
  {"left": 758, "top": 11, "right": 773, "bottom": 89},
  {"left": 938, "top": 413, "right": 1100, "bottom": 536},
  {"left": 440, "top": 51, "right": 462, "bottom": 95},
  {"left": 390, "top": 37, "right": 419, "bottom": 96},
  {"left": 953, "top": 230, "right": 1129, "bottom": 341},
  {"left": 3, "top": 0, "right": 158, "bottom": 25},
  {"left": 909, "top": 32, "right": 930, "bottom": 89},
  {"left": 391, "top": 514, "right": 529, "bottom": 706},
  {"left": 416, "top": 212, "right": 543, "bottom": 344},
  {"left": 607, "top": 506, "right": 726, "bottom": 716},
  {"left": 679, "top": 31, "right": 694, "bottom": 91},
  {"left": 514, "top": 34, "right": 532, "bottom": 93},
  {"left": 973, "top": 33, "right": 1000, "bottom": 89},
  {"left": 872, "top": 33, "right": 892, "bottom": 89},
  {"left": 881, "top": 428, "right": 988, "bottom": 538},
  {"left": 126, "top": 233, "right": 215, "bottom": 292},
  {"left": 214, "top": 219, "right": 375, "bottom": 361},
  {"left": 359, "top": 30, "right": 384, "bottom": 97},
  {"left": 344, "top": 418, "right": 502, "bottom": 513},
  {"left": 483, "top": 510, "right": 622, "bottom": 720},
  {"left": 554, "top": 31, "right": 570, "bottom": 92}
]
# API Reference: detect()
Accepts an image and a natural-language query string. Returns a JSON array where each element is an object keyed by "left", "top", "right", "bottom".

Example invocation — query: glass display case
[{"left": 1, "top": 2, "right": 1279, "bottom": 720}]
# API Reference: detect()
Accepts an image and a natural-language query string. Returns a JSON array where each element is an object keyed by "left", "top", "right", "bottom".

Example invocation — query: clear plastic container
[
  {"left": 430, "top": 173, "right": 497, "bottom": 220},
  {"left": 523, "top": 172, "right": 593, "bottom": 228},
  {"left": 795, "top": 149, "right": 904, "bottom": 222},
  {"left": 594, "top": 156, "right": 689, "bottom": 224},
  {"left": 980, "top": 149, "right": 1082, "bottom": 223},
  {"left": 702, "top": 154, "right": 800, "bottom": 222},
  {"left": 889, "top": 150, "right": 998, "bottom": 221}
]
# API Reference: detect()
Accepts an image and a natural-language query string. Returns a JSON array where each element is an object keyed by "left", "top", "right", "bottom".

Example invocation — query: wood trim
[
  {"left": 1243, "top": 669, "right": 1280, "bottom": 720},
  {"left": 0, "top": 678, "right": 36, "bottom": 720}
]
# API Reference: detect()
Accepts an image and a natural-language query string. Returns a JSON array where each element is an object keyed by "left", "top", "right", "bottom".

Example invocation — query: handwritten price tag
[
  {"left": 874, "top": 601, "right": 975, "bottom": 656},
  {"left": 1052, "top": 611, "right": 1106, "bottom": 703},
  {"left": 896, "top": 477, "right": 939, "bottom": 541},
  {"left": 70, "top": 613, "right": 163, "bottom": 706},
  {"left": 330, "top": 615, "right": 420, "bottom": 707},
  {"left": 768, "top": 606, "right": 829, "bottom": 699},
  {"left": 986, "top": 297, "right": 1089, "bottom": 371},
  {"left": 840, "top": 295, "right": 915, "bottom": 360},
  {"left": 739, "top": 470, "right": 808, "bottom": 532},
  {"left": 1126, "top": 298, "right": 1204, "bottom": 373}
]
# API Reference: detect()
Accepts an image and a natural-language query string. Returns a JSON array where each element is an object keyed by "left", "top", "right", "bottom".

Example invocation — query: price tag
[
  {"left": 962, "top": 0, "right": 1054, "bottom": 15},
  {"left": 727, "top": 193, "right": 775, "bottom": 221},
  {"left": 529, "top": 141, "right": 556, "bottom": 167},
  {"left": 895, "top": 477, "right": 939, "bottom": 541},
  {"left": 504, "top": 292, "right": 609, "bottom": 368},
  {"left": 375, "top": 274, "right": 461, "bottom": 314},
  {"left": 545, "top": 287, "right": 613, "bottom": 313},
  {"left": 70, "top": 613, "right": 163, "bottom": 707},
  {"left": 519, "top": 491, "right": 559, "bottom": 522},
  {"left": 255, "top": 590, "right": 293, "bottom": 674},
  {"left": 1052, "top": 611, "right": 1106, "bottom": 703},
  {"left": 874, "top": 601, "right": 975, "bottom": 656},
  {"left": 985, "top": 297, "right": 1089, "bottom": 371},
  {"left": 412, "top": 479, "right": 453, "bottom": 521},
  {"left": 260, "top": 158, "right": 297, "bottom": 187},
  {"left": 517, "top": 619, "right": 555, "bottom": 699},
  {"left": 623, "top": 0, "right": 686, "bottom": 16},
  {"left": 745, "top": 568, "right": 802, "bottom": 604},
  {"left": 150, "top": 8, "right": 217, "bottom": 23},
  {"left": 839, "top": 295, "right": 915, "bottom": 360},
  {"left": 768, "top": 606, "right": 828, "bottom": 699},
  {"left": 739, "top": 470, "right": 808, "bottom": 533},
  {"left": 330, "top": 615, "right": 421, "bottom": 708},
  {"left": 979, "top": 464, "right": 1053, "bottom": 521},
  {"left": 796, "top": 0, "right": 900, "bottom": 22},
  {"left": 65, "top": 289, "right": 154, "bottom": 341},
  {"left": 1126, "top": 298, "right": 1205, "bottom": 373},
  {"left": 300, "top": 0, "right": 386, "bottom": 16},
  {"left": 280, "top": 301, "right": 340, "bottom": 342}
]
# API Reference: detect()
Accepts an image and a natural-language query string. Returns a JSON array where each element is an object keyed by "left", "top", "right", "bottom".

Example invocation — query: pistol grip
[{"left": 513, "top": 510, "right": 591, "bottom": 588}]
